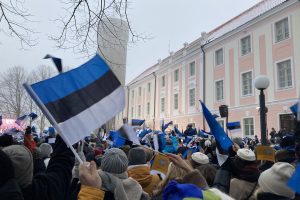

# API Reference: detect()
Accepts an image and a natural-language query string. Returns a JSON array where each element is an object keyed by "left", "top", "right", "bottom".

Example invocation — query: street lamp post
[{"left": 254, "top": 75, "right": 270, "bottom": 145}]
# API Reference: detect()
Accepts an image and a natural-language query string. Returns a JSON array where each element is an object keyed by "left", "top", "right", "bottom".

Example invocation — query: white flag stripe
[{"left": 59, "top": 86, "right": 125, "bottom": 145}]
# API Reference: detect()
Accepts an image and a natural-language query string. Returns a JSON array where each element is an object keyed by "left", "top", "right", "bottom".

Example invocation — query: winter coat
[
  {"left": 229, "top": 178, "right": 257, "bottom": 200},
  {"left": 128, "top": 165, "right": 161, "bottom": 196},
  {"left": 256, "top": 192, "right": 292, "bottom": 200},
  {"left": 78, "top": 185, "right": 105, "bottom": 200},
  {"left": 21, "top": 136, "right": 75, "bottom": 200},
  {"left": 0, "top": 179, "right": 23, "bottom": 200}
]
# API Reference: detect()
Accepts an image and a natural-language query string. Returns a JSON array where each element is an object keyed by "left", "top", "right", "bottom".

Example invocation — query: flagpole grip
[{"left": 23, "top": 83, "right": 83, "bottom": 164}]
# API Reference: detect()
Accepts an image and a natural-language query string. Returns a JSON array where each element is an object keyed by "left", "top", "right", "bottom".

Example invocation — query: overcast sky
[{"left": 0, "top": 0, "right": 260, "bottom": 83}]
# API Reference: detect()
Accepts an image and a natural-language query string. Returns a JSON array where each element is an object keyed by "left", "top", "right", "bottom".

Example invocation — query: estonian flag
[
  {"left": 162, "top": 121, "right": 173, "bottom": 132},
  {"left": 131, "top": 119, "right": 145, "bottom": 126},
  {"left": 200, "top": 101, "right": 233, "bottom": 152},
  {"left": 28, "top": 112, "right": 38, "bottom": 121},
  {"left": 24, "top": 54, "right": 125, "bottom": 145},
  {"left": 15, "top": 115, "right": 28, "bottom": 126}
]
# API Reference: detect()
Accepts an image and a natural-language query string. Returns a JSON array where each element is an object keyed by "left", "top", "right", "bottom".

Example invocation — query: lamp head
[{"left": 254, "top": 75, "right": 270, "bottom": 90}]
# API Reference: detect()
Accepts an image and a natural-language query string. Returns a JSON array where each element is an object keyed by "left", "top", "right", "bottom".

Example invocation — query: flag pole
[{"left": 23, "top": 83, "right": 83, "bottom": 164}]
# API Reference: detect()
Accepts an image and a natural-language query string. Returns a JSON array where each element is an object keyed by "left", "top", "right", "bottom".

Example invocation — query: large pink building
[{"left": 116, "top": 0, "right": 300, "bottom": 138}]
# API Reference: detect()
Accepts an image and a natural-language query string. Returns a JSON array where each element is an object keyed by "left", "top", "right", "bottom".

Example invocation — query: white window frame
[
  {"left": 174, "top": 69, "right": 179, "bottom": 82},
  {"left": 240, "top": 70, "right": 253, "bottom": 97},
  {"left": 240, "top": 35, "right": 252, "bottom": 56},
  {"left": 189, "top": 88, "right": 196, "bottom": 107},
  {"left": 174, "top": 93, "right": 179, "bottom": 110},
  {"left": 189, "top": 61, "right": 196, "bottom": 77},
  {"left": 214, "top": 79, "right": 224, "bottom": 102},
  {"left": 214, "top": 48, "right": 224, "bottom": 66},
  {"left": 242, "top": 117, "right": 255, "bottom": 138},
  {"left": 274, "top": 58, "right": 294, "bottom": 91},
  {"left": 161, "top": 97, "right": 165, "bottom": 113},
  {"left": 273, "top": 16, "right": 291, "bottom": 44}
]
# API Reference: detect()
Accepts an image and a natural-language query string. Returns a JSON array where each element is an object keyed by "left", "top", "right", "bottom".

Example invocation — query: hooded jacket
[
  {"left": 3, "top": 136, "right": 75, "bottom": 200},
  {"left": 127, "top": 165, "right": 161, "bottom": 196}
]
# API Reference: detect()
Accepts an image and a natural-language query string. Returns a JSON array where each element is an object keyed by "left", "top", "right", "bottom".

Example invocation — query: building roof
[
  {"left": 206, "top": 0, "right": 288, "bottom": 42},
  {"left": 127, "top": 64, "right": 158, "bottom": 86}
]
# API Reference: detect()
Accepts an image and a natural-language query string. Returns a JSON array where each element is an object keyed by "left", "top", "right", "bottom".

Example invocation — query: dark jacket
[
  {"left": 22, "top": 136, "right": 75, "bottom": 200},
  {"left": 257, "top": 192, "right": 292, "bottom": 200},
  {"left": 0, "top": 179, "right": 23, "bottom": 200}
]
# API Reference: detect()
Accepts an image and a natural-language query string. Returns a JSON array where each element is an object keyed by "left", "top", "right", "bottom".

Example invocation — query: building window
[
  {"left": 161, "top": 98, "right": 165, "bottom": 112},
  {"left": 277, "top": 59, "right": 292, "bottom": 89},
  {"left": 243, "top": 118, "right": 254, "bottom": 136},
  {"left": 147, "top": 102, "right": 150, "bottom": 115},
  {"left": 131, "top": 90, "right": 134, "bottom": 100},
  {"left": 241, "top": 35, "right": 251, "bottom": 55},
  {"left": 189, "top": 88, "right": 195, "bottom": 107},
  {"left": 148, "top": 83, "right": 151, "bottom": 92},
  {"left": 162, "top": 76, "right": 165, "bottom": 87},
  {"left": 174, "top": 69, "right": 179, "bottom": 82},
  {"left": 215, "top": 48, "right": 224, "bottom": 66},
  {"left": 241, "top": 71, "right": 252, "bottom": 96},
  {"left": 138, "top": 105, "right": 141, "bottom": 117},
  {"left": 279, "top": 114, "right": 295, "bottom": 132},
  {"left": 275, "top": 17, "right": 289, "bottom": 43},
  {"left": 215, "top": 80, "right": 224, "bottom": 102},
  {"left": 174, "top": 93, "right": 179, "bottom": 110},
  {"left": 189, "top": 61, "right": 195, "bottom": 76},
  {"left": 131, "top": 107, "right": 134, "bottom": 118},
  {"left": 139, "top": 87, "right": 142, "bottom": 96}
]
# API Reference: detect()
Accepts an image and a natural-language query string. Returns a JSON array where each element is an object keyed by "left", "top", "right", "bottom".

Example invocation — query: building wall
[
  {"left": 204, "top": 1, "right": 300, "bottom": 137},
  {"left": 120, "top": 1, "right": 300, "bottom": 137}
]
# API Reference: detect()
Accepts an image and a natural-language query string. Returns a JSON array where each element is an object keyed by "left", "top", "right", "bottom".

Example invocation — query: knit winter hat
[
  {"left": 3, "top": 145, "right": 33, "bottom": 188},
  {"left": 204, "top": 140, "right": 212, "bottom": 147},
  {"left": 101, "top": 148, "right": 128, "bottom": 174},
  {"left": 237, "top": 148, "right": 256, "bottom": 161},
  {"left": 258, "top": 162, "right": 295, "bottom": 199},
  {"left": 38, "top": 143, "right": 53, "bottom": 159},
  {"left": 191, "top": 152, "right": 209, "bottom": 165},
  {"left": 128, "top": 147, "right": 147, "bottom": 165}
]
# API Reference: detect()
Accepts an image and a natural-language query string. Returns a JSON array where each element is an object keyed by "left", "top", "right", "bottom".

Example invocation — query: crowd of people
[{"left": 0, "top": 121, "right": 299, "bottom": 200}]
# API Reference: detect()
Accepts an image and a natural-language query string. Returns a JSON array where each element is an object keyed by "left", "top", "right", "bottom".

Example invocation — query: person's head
[
  {"left": 128, "top": 147, "right": 147, "bottom": 165},
  {"left": 0, "top": 134, "right": 13, "bottom": 148},
  {"left": 38, "top": 143, "right": 53, "bottom": 159},
  {"left": 0, "top": 149, "right": 15, "bottom": 186},
  {"left": 190, "top": 152, "right": 209, "bottom": 168},
  {"left": 100, "top": 148, "right": 128, "bottom": 174},
  {"left": 275, "top": 149, "right": 295, "bottom": 163},
  {"left": 2, "top": 145, "right": 33, "bottom": 188},
  {"left": 271, "top": 128, "right": 275, "bottom": 131},
  {"left": 257, "top": 162, "right": 295, "bottom": 199},
  {"left": 196, "top": 164, "right": 217, "bottom": 187},
  {"left": 234, "top": 148, "right": 256, "bottom": 169},
  {"left": 154, "top": 162, "right": 189, "bottom": 195}
]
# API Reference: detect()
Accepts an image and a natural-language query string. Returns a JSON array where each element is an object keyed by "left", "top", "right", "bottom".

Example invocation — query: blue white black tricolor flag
[{"left": 24, "top": 54, "right": 125, "bottom": 145}]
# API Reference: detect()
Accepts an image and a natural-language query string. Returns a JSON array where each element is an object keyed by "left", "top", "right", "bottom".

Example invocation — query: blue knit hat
[{"left": 163, "top": 180, "right": 203, "bottom": 200}]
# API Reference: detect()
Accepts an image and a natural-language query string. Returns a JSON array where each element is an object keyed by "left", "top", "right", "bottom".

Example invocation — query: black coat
[
  {"left": 21, "top": 136, "right": 75, "bottom": 200},
  {"left": 0, "top": 179, "right": 23, "bottom": 200}
]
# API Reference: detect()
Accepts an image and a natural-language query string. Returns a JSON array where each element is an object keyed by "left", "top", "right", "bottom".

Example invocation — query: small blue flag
[
  {"left": 131, "top": 119, "right": 145, "bottom": 126},
  {"left": 290, "top": 103, "right": 298, "bottom": 119},
  {"left": 158, "top": 132, "right": 166, "bottom": 152},
  {"left": 288, "top": 164, "right": 300, "bottom": 194},
  {"left": 109, "top": 130, "right": 126, "bottom": 147},
  {"left": 174, "top": 126, "right": 183, "bottom": 137},
  {"left": 15, "top": 115, "right": 28, "bottom": 126},
  {"left": 28, "top": 112, "right": 38, "bottom": 121},
  {"left": 162, "top": 121, "right": 173, "bottom": 132},
  {"left": 44, "top": 54, "right": 63, "bottom": 73},
  {"left": 227, "top": 121, "right": 241, "bottom": 130},
  {"left": 200, "top": 101, "right": 233, "bottom": 151}
]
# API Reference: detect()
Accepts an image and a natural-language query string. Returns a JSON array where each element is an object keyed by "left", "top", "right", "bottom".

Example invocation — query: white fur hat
[
  {"left": 258, "top": 162, "right": 295, "bottom": 199},
  {"left": 237, "top": 148, "right": 256, "bottom": 161},
  {"left": 191, "top": 152, "right": 209, "bottom": 164}
]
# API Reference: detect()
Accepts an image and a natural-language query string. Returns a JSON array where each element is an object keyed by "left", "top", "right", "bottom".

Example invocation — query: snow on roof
[{"left": 207, "top": 0, "right": 288, "bottom": 42}]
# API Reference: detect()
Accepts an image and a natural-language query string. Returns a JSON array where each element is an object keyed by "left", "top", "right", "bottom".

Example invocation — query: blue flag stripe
[{"left": 31, "top": 54, "right": 110, "bottom": 104}]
